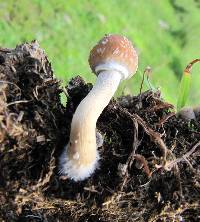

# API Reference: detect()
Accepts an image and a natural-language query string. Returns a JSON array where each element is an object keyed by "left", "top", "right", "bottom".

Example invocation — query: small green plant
[
  {"left": 139, "top": 66, "right": 157, "bottom": 97},
  {"left": 177, "top": 59, "right": 200, "bottom": 111}
]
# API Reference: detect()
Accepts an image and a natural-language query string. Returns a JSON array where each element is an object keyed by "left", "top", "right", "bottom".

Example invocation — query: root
[{"left": 165, "top": 140, "right": 200, "bottom": 171}]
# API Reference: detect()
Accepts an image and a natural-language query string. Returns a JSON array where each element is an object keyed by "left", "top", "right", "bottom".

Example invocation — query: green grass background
[{"left": 0, "top": 0, "right": 200, "bottom": 106}]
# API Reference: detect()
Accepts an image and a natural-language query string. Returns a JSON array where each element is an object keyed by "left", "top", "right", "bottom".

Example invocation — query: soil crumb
[{"left": 0, "top": 42, "right": 199, "bottom": 221}]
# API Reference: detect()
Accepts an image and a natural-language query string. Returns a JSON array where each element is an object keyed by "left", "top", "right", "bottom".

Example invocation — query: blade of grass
[
  {"left": 177, "top": 59, "right": 200, "bottom": 111},
  {"left": 177, "top": 71, "right": 191, "bottom": 111}
]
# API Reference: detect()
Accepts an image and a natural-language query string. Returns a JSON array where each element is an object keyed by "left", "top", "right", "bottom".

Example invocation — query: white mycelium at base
[{"left": 59, "top": 145, "right": 100, "bottom": 181}]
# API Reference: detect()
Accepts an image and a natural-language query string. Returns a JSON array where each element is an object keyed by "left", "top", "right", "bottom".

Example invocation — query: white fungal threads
[
  {"left": 59, "top": 145, "right": 100, "bottom": 181},
  {"left": 73, "top": 152, "right": 80, "bottom": 160}
]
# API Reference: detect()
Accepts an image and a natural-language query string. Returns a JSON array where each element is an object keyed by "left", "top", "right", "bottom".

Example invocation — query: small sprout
[
  {"left": 139, "top": 66, "right": 152, "bottom": 95},
  {"left": 177, "top": 59, "right": 200, "bottom": 111}
]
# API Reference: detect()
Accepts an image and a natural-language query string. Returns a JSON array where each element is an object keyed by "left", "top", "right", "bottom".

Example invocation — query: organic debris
[{"left": 0, "top": 43, "right": 199, "bottom": 221}]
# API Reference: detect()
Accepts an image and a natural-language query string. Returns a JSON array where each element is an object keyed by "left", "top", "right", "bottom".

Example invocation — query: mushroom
[
  {"left": 59, "top": 34, "right": 138, "bottom": 181},
  {"left": 177, "top": 106, "right": 196, "bottom": 121},
  {"left": 193, "top": 105, "right": 200, "bottom": 118}
]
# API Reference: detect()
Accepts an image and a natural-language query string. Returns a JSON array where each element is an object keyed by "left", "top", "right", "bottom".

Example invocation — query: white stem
[{"left": 59, "top": 70, "right": 122, "bottom": 181}]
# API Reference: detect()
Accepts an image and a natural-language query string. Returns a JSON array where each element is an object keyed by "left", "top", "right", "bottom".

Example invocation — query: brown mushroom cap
[{"left": 89, "top": 34, "right": 138, "bottom": 79}]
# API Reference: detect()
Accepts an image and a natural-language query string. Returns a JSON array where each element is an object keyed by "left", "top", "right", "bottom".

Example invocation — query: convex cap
[{"left": 89, "top": 34, "right": 138, "bottom": 80}]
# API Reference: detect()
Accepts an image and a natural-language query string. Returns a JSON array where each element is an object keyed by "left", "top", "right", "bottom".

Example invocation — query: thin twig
[
  {"left": 133, "top": 154, "right": 152, "bottom": 177},
  {"left": 6, "top": 100, "right": 30, "bottom": 107},
  {"left": 0, "top": 80, "right": 21, "bottom": 94},
  {"left": 184, "top": 59, "right": 200, "bottom": 73},
  {"left": 165, "top": 140, "right": 200, "bottom": 169}
]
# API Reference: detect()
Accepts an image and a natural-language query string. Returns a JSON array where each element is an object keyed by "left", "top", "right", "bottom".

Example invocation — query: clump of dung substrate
[{"left": 0, "top": 41, "right": 65, "bottom": 220}]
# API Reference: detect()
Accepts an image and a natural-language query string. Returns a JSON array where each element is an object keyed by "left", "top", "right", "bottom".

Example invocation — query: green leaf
[
  {"left": 177, "top": 59, "right": 200, "bottom": 111},
  {"left": 177, "top": 72, "right": 191, "bottom": 111}
]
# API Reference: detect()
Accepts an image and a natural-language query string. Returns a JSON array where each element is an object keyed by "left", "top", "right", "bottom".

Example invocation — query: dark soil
[{"left": 0, "top": 42, "right": 199, "bottom": 222}]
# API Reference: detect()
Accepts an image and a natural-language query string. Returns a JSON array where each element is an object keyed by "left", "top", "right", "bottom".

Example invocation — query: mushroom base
[{"left": 59, "top": 145, "right": 100, "bottom": 181}]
